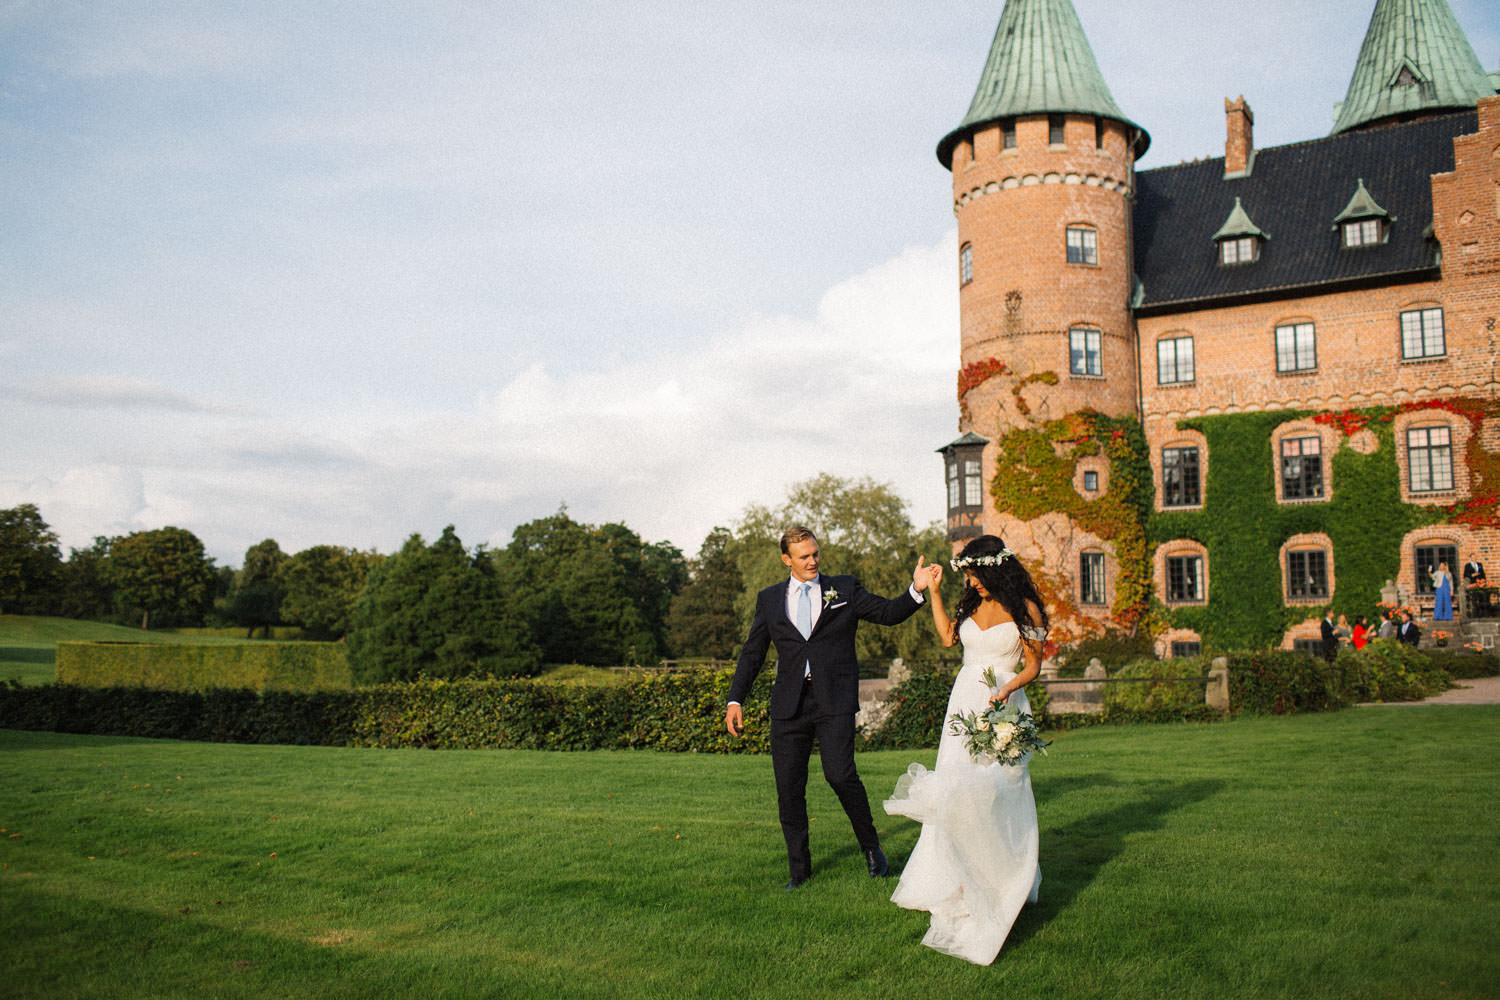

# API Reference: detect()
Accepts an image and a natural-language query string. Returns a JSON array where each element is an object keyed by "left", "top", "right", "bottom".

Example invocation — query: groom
[{"left": 725, "top": 525, "right": 932, "bottom": 890}]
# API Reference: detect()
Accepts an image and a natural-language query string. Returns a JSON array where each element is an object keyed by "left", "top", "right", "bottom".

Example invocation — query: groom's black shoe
[
  {"left": 785, "top": 875, "right": 810, "bottom": 891},
  {"left": 865, "top": 847, "right": 889, "bottom": 878}
]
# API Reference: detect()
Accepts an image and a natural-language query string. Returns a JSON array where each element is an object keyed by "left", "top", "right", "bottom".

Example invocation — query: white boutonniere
[{"left": 822, "top": 588, "right": 839, "bottom": 606}]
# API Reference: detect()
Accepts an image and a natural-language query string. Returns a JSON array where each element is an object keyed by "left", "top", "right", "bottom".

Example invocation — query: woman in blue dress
[{"left": 1432, "top": 561, "right": 1454, "bottom": 621}]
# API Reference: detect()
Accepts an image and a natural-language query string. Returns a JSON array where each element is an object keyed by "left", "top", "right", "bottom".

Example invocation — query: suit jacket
[
  {"left": 1399, "top": 621, "right": 1421, "bottom": 647},
  {"left": 1320, "top": 618, "right": 1338, "bottom": 653},
  {"left": 1463, "top": 561, "right": 1486, "bottom": 585},
  {"left": 728, "top": 574, "right": 920, "bottom": 719}
]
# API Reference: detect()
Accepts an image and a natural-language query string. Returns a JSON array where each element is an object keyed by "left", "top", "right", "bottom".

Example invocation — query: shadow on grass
[
  {"left": 0, "top": 647, "right": 55, "bottom": 663},
  {"left": 1005, "top": 775, "right": 1226, "bottom": 947}
]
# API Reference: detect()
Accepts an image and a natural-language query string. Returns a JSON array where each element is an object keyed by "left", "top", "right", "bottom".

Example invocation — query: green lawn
[{"left": 2, "top": 708, "right": 1496, "bottom": 999}]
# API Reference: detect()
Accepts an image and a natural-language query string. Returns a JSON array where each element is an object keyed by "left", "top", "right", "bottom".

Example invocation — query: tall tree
[
  {"left": 666, "top": 526, "right": 744, "bottom": 659},
  {"left": 346, "top": 526, "right": 538, "bottom": 682},
  {"left": 57, "top": 536, "right": 117, "bottom": 622},
  {"left": 278, "top": 545, "right": 381, "bottom": 639},
  {"left": 106, "top": 526, "right": 217, "bottom": 629},
  {"left": 0, "top": 503, "right": 64, "bottom": 615},
  {"left": 494, "top": 509, "right": 685, "bottom": 666},
  {"left": 226, "top": 539, "right": 288, "bottom": 637},
  {"left": 733, "top": 474, "right": 952, "bottom": 667}
]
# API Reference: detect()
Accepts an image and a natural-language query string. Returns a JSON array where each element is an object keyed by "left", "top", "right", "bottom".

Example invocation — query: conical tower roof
[
  {"left": 1331, "top": 0, "right": 1497, "bottom": 135},
  {"left": 937, "top": 0, "right": 1148, "bottom": 167}
]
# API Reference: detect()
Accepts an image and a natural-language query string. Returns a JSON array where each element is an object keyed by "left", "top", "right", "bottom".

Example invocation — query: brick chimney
[{"left": 1224, "top": 96, "right": 1254, "bottom": 178}]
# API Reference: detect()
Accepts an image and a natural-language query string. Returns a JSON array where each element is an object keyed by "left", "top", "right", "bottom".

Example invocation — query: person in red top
[{"left": 1351, "top": 614, "right": 1370, "bottom": 650}]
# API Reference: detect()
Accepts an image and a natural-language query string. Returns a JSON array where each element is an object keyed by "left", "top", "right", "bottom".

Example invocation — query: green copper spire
[
  {"left": 1331, "top": 0, "right": 1497, "bottom": 135},
  {"left": 937, "top": 0, "right": 1148, "bottom": 166}
]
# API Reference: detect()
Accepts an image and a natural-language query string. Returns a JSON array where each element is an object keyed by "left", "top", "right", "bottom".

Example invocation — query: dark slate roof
[{"left": 1132, "top": 111, "right": 1475, "bottom": 313}]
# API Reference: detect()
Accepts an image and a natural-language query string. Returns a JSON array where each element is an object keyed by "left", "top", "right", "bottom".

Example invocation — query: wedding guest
[
  {"left": 1351, "top": 615, "right": 1369, "bottom": 650},
  {"left": 1398, "top": 611, "right": 1421, "bottom": 647},
  {"left": 1377, "top": 610, "right": 1396, "bottom": 640},
  {"left": 1462, "top": 559, "right": 1487, "bottom": 587},
  {"left": 1432, "top": 562, "right": 1454, "bottom": 622},
  {"left": 1319, "top": 610, "right": 1338, "bottom": 663}
]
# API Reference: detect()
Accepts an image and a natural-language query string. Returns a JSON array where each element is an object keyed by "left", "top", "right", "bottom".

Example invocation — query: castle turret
[
  {"left": 940, "top": 0, "right": 1146, "bottom": 548},
  {"left": 1331, "top": 0, "right": 1498, "bottom": 134}
]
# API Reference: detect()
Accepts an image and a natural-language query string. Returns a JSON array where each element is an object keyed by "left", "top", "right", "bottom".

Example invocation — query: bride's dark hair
[{"left": 949, "top": 534, "right": 1049, "bottom": 642}]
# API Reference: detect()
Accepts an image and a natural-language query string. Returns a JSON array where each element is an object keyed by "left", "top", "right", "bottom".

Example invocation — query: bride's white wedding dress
[{"left": 883, "top": 617, "right": 1043, "bottom": 965}]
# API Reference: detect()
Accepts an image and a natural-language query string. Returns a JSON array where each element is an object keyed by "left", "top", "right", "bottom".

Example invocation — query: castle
[{"left": 935, "top": 0, "right": 1500, "bottom": 654}]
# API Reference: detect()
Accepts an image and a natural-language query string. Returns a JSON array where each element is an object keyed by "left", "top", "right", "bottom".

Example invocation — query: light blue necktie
[{"left": 796, "top": 582, "right": 812, "bottom": 639}]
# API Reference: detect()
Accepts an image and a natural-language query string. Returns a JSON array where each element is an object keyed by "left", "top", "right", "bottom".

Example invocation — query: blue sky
[{"left": 2, "top": 0, "right": 1496, "bottom": 566}]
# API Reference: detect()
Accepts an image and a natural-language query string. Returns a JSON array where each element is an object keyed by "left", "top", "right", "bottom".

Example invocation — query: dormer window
[
  {"left": 1343, "top": 218, "right": 1383, "bottom": 247},
  {"left": 1220, "top": 236, "right": 1257, "bottom": 265},
  {"left": 1333, "top": 178, "right": 1391, "bottom": 249},
  {"left": 1213, "top": 197, "right": 1267, "bottom": 266}
]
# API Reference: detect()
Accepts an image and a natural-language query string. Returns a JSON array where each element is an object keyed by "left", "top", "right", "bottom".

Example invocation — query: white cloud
[
  {"left": 6, "top": 374, "right": 252, "bottom": 415},
  {"left": 1, "top": 233, "right": 959, "bottom": 564}
]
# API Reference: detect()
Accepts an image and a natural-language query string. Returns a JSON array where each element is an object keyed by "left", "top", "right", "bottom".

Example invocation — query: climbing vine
[
  {"left": 980, "top": 391, "right": 1497, "bottom": 655},
  {"left": 988, "top": 407, "right": 1154, "bottom": 643}
]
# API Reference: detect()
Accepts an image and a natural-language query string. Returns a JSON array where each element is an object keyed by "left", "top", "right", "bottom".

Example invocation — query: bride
[{"left": 884, "top": 534, "right": 1048, "bottom": 965}]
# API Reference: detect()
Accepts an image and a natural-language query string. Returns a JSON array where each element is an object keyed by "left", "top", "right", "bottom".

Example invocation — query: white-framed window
[
  {"left": 1287, "top": 549, "right": 1329, "bottom": 599},
  {"left": 1162, "top": 447, "right": 1201, "bottom": 507},
  {"left": 1407, "top": 426, "right": 1454, "bottom": 493},
  {"left": 1281, "top": 436, "right": 1323, "bottom": 499},
  {"left": 959, "top": 243, "right": 973, "bottom": 286},
  {"left": 1343, "top": 218, "right": 1382, "bottom": 247},
  {"left": 1083, "top": 470, "right": 1099, "bottom": 492},
  {"left": 946, "top": 459, "right": 960, "bottom": 509},
  {"left": 1219, "top": 236, "right": 1257, "bottom": 265},
  {"left": 1080, "top": 552, "right": 1106, "bottom": 605},
  {"left": 1069, "top": 327, "right": 1102, "bottom": 376},
  {"left": 1275, "top": 322, "right": 1316, "bottom": 373},
  {"left": 1166, "top": 555, "right": 1204, "bottom": 603},
  {"left": 1157, "top": 336, "right": 1194, "bottom": 384},
  {"left": 963, "top": 458, "right": 982, "bottom": 507},
  {"left": 1001, "top": 118, "right": 1016, "bottom": 149},
  {"left": 1066, "top": 227, "right": 1098, "bottom": 265},
  {"left": 1400, "top": 307, "right": 1445, "bottom": 359}
]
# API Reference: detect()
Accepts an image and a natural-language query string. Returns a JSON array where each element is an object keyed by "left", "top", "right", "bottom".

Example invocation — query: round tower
[
  {"left": 942, "top": 0, "right": 1148, "bottom": 440},
  {"left": 936, "top": 0, "right": 1151, "bottom": 642}
]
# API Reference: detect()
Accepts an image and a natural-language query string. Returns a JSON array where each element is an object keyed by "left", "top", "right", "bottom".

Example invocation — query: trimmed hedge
[
  {"left": 0, "top": 668, "right": 773, "bottom": 753},
  {"left": 55, "top": 640, "right": 350, "bottom": 692},
  {"left": 4, "top": 646, "right": 1493, "bottom": 751}
]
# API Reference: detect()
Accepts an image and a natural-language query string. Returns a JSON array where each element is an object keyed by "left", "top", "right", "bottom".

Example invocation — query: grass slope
[
  {"left": 2, "top": 708, "right": 1497, "bottom": 999},
  {"left": 0, "top": 615, "right": 267, "bottom": 687}
]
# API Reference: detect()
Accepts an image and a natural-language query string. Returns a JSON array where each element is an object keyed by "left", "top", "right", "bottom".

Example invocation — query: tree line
[{"left": 0, "top": 474, "right": 953, "bottom": 681}]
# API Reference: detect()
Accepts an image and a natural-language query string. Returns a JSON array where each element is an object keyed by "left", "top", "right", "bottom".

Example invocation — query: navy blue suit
[{"left": 729, "top": 573, "right": 920, "bottom": 880}]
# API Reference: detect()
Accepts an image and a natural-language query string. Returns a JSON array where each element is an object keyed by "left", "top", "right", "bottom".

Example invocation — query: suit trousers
[{"left": 769, "top": 680, "right": 879, "bottom": 880}]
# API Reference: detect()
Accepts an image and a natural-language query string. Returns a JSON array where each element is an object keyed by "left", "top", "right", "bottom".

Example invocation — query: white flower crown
[{"left": 950, "top": 548, "right": 1015, "bottom": 571}]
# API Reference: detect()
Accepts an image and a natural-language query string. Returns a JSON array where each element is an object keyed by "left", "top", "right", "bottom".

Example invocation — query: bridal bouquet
[{"left": 947, "top": 668, "right": 1049, "bottom": 765}]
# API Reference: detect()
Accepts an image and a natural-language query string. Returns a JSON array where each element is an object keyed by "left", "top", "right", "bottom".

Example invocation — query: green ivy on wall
[
  {"left": 990, "top": 409, "right": 1154, "bottom": 643},
  {"left": 1150, "top": 400, "right": 1497, "bottom": 651},
  {"left": 985, "top": 394, "right": 1497, "bottom": 654}
]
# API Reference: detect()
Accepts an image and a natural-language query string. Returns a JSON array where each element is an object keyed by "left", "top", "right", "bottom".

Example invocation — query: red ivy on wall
[
  {"left": 1313, "top": 397, "right": 1499, "bottom": 528},
  {"left": 957, "top": 358, "right": 1009, "bottom": 422}
]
